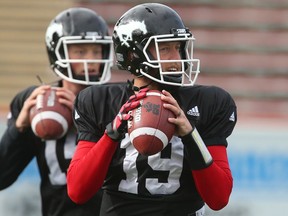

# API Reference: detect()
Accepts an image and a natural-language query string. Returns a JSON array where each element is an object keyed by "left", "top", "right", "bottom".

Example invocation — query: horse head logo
[{"left": 115, "top": 20, "right": 147, "bottom": 47}]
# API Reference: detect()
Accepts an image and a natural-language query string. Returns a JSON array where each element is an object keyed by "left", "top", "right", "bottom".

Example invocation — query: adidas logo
[
  {"left": 7, "top": 112, "right": 12, "bottom": 120},
  {"left": 74, "top": 110, "right": 80, "bottom": 120},
  {"left": 187, "top": 106, "right": 200, "bottom": 117},
  {"left": 229, "top": 112, "right": 235, "bottom": 122}
]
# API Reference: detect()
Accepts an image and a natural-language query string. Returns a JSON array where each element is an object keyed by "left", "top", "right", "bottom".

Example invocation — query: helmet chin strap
[
  {"left": 127, "top": 80, "right": 153, "bottom": 92},
  {"left": 73, "top": 74, "right": 101, "bottom": 82}
]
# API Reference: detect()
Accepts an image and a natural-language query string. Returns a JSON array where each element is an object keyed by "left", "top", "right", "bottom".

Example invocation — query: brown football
[
  {"left": 29, "top": 88, "right": 72, "bottom": 140},
  {"left": 127, "top": 90, "right": 176, "bottom": 156}
]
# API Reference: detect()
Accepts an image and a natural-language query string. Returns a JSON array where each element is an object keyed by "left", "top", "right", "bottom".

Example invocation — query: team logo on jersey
[{"left": 115, "top": 20, "right": 147, "bottom": 47}]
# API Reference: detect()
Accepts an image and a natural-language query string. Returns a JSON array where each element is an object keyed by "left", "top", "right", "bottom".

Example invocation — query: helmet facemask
[
  {"left": 54, "top": 35, "right": 113, "bottom": 85},
  {"left": 140, "top": 31, "right": 200, "bottom": 87}
]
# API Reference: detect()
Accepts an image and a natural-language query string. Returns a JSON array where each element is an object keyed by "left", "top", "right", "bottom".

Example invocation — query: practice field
[{"left": 0, "top": 115, "right": 287, "bottom": 216}]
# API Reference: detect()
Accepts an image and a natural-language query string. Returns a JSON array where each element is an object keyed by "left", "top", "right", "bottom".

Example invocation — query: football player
[
  {"left": 0, "top": 7, "right": 113, "bottom": 216},
  {"left": 67, "top": 3, "right": 237, "bottom": 216}
]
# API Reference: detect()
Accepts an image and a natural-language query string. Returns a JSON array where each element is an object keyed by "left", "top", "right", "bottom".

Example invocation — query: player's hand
[
  {"left": 54, "top": 87, "right": 76, "bottom": 111},
  {"left": 161, "top": 89, "right": 193, "bottom": 137},
  {"left": 16, "top": 85, "right": 51, "bottom": 132},
  {"left": 105, "top": 88, "right": 149, "bottom": 141}
]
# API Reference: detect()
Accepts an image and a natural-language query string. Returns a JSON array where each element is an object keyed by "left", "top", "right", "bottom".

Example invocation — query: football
[
  {"left": 29, "top": 88, "right": 72, "bottom": 140},
  {"left": 127, "top": 90, "right": 176, "bottom": 156}
]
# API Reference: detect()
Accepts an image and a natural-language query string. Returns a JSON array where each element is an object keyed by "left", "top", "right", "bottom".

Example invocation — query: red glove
[{"left": 106, "top": 88, "right": 149, "bottom": 141}]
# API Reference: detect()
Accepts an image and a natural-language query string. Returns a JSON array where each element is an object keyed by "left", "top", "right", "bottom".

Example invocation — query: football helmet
[
  {"left": 46, "top": 7, "right": 113, "bottom": 85},
  {"left": 113, "top": 3, "right": 200, "bottom": 86}
]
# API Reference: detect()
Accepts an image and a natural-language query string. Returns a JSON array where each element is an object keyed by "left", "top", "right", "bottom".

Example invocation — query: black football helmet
[
  {"left": 46, "top": 7, "right": 113, "bottom": 85},
  {"left": 113, "top": 3, "right": 200, "bottom": 86}
]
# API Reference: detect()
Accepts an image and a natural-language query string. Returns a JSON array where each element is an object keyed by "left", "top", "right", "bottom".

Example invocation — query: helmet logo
[
  {"left": 86, "top": 32, "right": 100, "bottom": 36},
  {"left": 176, "top": 28, "right": 186, "bottom": 34},
  {"left": 46, "top": 22, "right": 63, "bottom": 48},
  {"left": 115, "top": 21, "right": 147, "bottom": 47},
  {"left": 46, "top": 22, "right": 64, "bottom": 49}
]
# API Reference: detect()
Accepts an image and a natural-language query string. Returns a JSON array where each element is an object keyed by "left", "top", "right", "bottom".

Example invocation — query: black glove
[{"left": 106, "top": 88, "right": 149, "bottom": 141}]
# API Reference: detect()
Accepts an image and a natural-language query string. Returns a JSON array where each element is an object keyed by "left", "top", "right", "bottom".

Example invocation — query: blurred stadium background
[{"left": 0, "top": 0, "right": 288, "bottom": 215}]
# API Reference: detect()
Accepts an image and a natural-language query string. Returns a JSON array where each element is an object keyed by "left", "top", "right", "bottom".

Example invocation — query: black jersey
[
  {"left": 74, "top": 82, "right": 237, "bottom": 216},
  {"left": 0, "top": 86, "right": 102, "bottom": 216}
]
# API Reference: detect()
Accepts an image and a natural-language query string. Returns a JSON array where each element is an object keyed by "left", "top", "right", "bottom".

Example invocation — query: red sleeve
[
  {"left": 67, "top": 133, "right": 118, "bottom": 204},
  {"left": 192, "top": 145, "right": 233, "bottom": 210}
]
